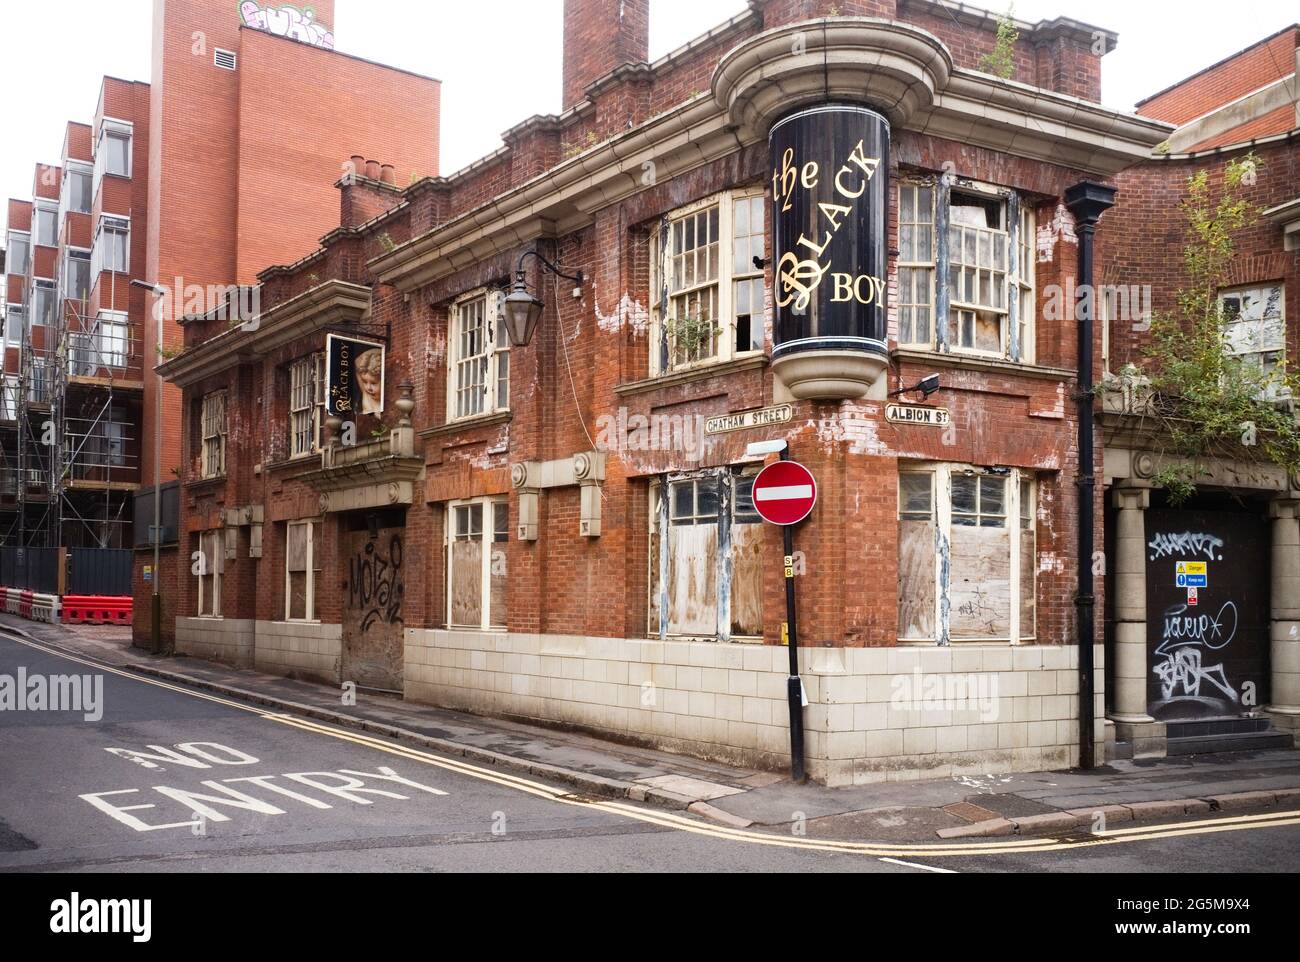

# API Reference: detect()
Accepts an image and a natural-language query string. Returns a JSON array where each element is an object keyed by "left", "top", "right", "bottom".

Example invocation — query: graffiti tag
[
  {"left": 347, "top": 534, "right": 404, "bottom": 632},
  {"left": 1147, "top": 531, "right": 1225, "bottom": 562},
  {"left": 1152, "top": 601, "right": 1240, "bottom": 707},
  {"left": 239, "top": 2, "right": 335, "bottom": 49},
  {"left": 1153, "top": 647, "right": 1239, "bottom": 703}
]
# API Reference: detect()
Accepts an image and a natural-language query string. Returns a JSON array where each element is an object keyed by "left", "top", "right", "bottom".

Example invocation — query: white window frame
[
  {"left": 1016, "top": 203, "right": 1037, "bottom": 363},
  {"left": 284, "top": 519, "right": 322, "bottom": 622},
  {"left": 947, "top": 188, "right": 1010, "bottom": 356},
  {"left": 4, "top": 304, "right": 24, "bottom": 349},
  {"left": 91, "top": 215, "right": 129, "bottom": 277},
  {"left": 62, "top": 161, "right": 92, "bottom": 216},
  {"left": 0, "top": 376, "right": 18, "bottom": 420},
  {"left": 5, "top": 231, "right": 30, "bottom": 277},
  {"left": 1219, "top": 282, "right": 1287, "bottom": 397},
  {"left": 64, "top": 248, "right": 91, "bottom": 304},
  {"left": 96, "top": 119, "right": 133, "bottom": 180},
  {"left": 197, "top": 529, "right": 222, "bottom": 618},
  {"left": 897, "top": 182, "right": 936, "bottom": 347},
  {"left": 896, "top": 181, "right": 1035, "bottom": 362},
  {"left": 32, "top": 280, "right": 57, "bottom": 328},
  {"left": 445, "top": 497, "right": 509, "bottom": 630},
  {"left": 896, "top": 463, "right": 1036, "bottom": 645},
  {"left": 32, "top": 202, "right": 58, "bottom": 248},
  {"left": 649, "top": 189, "right": 767, "bottom": 376},
  {"left": 448, "top": 289, "right": 508, "bottom": 422},
  {"left": 201, "top": 391, "right": 227, "bottom": 479},
  {"left": 289, "top": 353, "right": 324, "bottom": 458},
  {"left": 97, "top": 310, "right": 129, "bottom": 369}
]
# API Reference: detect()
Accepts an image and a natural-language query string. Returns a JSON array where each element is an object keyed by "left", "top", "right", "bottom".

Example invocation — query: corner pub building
[{"left": 151, "top": 0, "right": 1175, "bottom": 785}]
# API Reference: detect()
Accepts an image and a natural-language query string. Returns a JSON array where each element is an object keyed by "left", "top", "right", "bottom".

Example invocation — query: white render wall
[{"left": 404, "top": 629, "right": 1106, "bottom": 785}]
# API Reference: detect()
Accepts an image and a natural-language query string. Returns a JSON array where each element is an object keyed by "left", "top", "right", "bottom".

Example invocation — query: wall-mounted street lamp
[
  {"left": 501, "top": 250, "right": 584, "bottom": 348},
  {"left": 889, "top": 373, "right": 941, "bottom": 400}
]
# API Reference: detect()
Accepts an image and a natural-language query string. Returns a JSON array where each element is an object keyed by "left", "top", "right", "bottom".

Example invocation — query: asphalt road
[{"left": 1, "top": 632, "right": 1297, "bottom": 874}]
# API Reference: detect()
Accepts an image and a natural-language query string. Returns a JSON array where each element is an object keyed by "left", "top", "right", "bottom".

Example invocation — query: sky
[{"left": 0, "top": 0, "right": 1297, "bottom": 216}]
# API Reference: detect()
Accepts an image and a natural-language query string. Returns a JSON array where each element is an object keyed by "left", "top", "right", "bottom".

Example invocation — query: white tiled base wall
[
  {"left": 253, "top": 621, "right": 342, "bottom": 683},
  {"left": 176, "top": 617, "right": 341, "bottom": 683},
  {"left": 404, "top": 629, "right": 1106, "bottom": 786},
  {"left": 176, "top": 617, "right": 255, "bottom": 669}
]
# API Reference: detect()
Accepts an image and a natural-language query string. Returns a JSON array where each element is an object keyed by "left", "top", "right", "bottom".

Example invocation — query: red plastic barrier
[{"left": 62, "top": 595, "right": 133, "bottom": 627}]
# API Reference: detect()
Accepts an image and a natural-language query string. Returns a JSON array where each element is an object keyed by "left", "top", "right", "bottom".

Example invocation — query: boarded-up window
[
  {"left": 667, "top": 477, "right": 719, "bottom": 637},
  {"left": 730, "top": 473, "right": 764, "bottom": 637},
  {"left": 897, "top": 473, "right": 936, "bottom": 640},
  {"left": 285, "top": 520, "right": 321, "bottom": 621},
  {"left": 449, "top": 502, "right": 484, "bottom": 628},
  {"left": 950, "top": 474, "right": 1011, "bottom": 639},
  {"left": 1019, "top": 479, "right": 1036, "bottom": 639},
  {"left": 650, "top": 470, "right": 764, "bottom": 640},
  {"left": 489, "top": 501, "right": 509, "bottom": 628},
  {"left": 448, "top": 498, "right": 507, "bottom": 630},
  {"left": 197, "top": 530, "right": 222, "bottom": 618},
  {"left": 897, "top": 466, "right": 1036, "bottom": 643}
]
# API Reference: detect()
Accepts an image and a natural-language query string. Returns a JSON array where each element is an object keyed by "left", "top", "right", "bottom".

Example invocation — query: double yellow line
[
  {"left": 266, "top": 711, "right": 1300, "bottom": 858},
  {"left": 6, "top": 631, "right": 1299, "bottom": 860}
]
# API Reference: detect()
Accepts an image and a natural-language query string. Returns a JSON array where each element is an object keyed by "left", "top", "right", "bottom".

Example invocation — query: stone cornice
[
  {"left": 371, "top": 17, "right": 1171, "bottom": 294},
  {"left": 158, "top": 280, "right": 371, "bottom": 387}
]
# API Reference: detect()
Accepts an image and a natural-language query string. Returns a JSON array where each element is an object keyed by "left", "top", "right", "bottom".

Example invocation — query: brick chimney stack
[{"left": 563, "top": 0, "right": 650, "bottom": 111}]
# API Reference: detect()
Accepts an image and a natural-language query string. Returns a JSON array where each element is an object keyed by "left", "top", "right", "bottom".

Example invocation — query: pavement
[{"left": 6, "top": 613, "right": 1300, "bottom": 845}]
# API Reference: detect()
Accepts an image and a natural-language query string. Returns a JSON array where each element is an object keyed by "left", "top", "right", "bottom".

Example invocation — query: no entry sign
[{"left": 752, "top": 460, "right": 818, "bottom": 526}]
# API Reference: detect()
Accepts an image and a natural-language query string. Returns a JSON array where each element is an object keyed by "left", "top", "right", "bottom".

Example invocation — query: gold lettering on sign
[
  {"left": 776, "top": 253, "right": 830, "bottom": 311},
  {"left": 773, "top": 137, "right": 883, "bottom": 311},
  {"left": 831, "top": 273, "right": 886, "bottom": 306},
  {"left": 834, "top": 140, "right": 881, "bottom": 199}
]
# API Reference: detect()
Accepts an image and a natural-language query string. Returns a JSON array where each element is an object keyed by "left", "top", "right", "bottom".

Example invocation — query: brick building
[
  {"left": 0, "top": 0, "right": 439, "bottom": 592},
  {"left": 1100, "top": 26, "right": 1300, "bottom": 757},
  {"left": 158, "top": 0, "right": 1171, "bottom": 785}
]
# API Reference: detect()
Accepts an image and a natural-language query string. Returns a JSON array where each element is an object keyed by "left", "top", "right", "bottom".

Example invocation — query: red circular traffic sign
[{"left": 751, "top": 460, "right": 818, "bottom": 526}]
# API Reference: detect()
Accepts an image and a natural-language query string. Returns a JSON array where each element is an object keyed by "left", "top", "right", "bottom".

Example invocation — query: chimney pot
[
  {"left": 365, "top": 159, "right": 382, "bottom": 180},
  {"left": 380, "top": 164, "right": 396, "bottom": 185}
]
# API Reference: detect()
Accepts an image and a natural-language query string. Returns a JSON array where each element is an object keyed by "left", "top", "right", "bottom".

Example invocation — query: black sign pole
[{"left": 780, "top": 446, "right": 806, "bottom": 783}]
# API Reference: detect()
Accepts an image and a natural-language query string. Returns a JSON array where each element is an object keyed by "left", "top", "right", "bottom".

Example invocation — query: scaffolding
[{"left": 1, "top": 289, "right": 140, "bottom": 549}]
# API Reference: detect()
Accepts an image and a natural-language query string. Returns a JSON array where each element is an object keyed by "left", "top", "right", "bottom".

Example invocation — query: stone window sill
[
  {"left": 615, "top": 354, "right": 769, "bottom": 397},
  {"left": 892, "top": 348, "right": 1074, "bottom": 382}
]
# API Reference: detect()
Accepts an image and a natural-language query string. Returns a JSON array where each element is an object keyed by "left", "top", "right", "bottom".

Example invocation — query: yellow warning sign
[{"left": 1175, "top": 562, "right": 1207, "bottom": 576}]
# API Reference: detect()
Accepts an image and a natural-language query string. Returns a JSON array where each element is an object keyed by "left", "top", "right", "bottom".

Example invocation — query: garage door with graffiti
[{"left": 1145, "top": 508, "right": 1270, "bottom": 721}]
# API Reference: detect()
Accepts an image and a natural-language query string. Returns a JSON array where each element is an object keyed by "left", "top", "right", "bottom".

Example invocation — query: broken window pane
[{"left": 898, "top": 473, "right": 936, "bottom": 640}]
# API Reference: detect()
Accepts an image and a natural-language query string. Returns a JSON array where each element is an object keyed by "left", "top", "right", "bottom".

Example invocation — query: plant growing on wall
[
  {"left": 1116, "top": 154, "right": 1300, "bottom": 504},
  {"left": 664, "top": 314, "right": 718, "bottom": 365},
  {"left": 981, "top": 7, "right": 1019, "bottom": 80}
]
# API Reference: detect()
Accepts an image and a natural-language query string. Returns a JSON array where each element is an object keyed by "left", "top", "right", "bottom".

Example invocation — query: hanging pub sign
[
  {"left": 326, "top": 333, "right": 386, "bottom": 418},
  {"left": 768, "top": 104, "right": 890, "bottom": 362}
]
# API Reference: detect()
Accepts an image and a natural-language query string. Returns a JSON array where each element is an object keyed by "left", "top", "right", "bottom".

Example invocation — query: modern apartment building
[
  {"left": 1, "top": 0, "right": 440, "bottom": 554},
  {"left": 2, "top": 89, "right": 148, "bottom": 550}
]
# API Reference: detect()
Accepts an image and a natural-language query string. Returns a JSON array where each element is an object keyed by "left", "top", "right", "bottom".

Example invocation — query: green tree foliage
[
  {"left": 1138, "top": 154, "right": 1300, "bottom": 502},
  {"left": 981, "top": 8, "right": 1019, "bottom": 80}
]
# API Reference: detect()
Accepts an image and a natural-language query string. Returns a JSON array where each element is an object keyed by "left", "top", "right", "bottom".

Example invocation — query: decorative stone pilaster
[
  {"left": 1267, "top": 497, "right": 1300, "bottom": 744},
  {"left": 1109, "top": 485, "right": 1166, "bottom": 756}
]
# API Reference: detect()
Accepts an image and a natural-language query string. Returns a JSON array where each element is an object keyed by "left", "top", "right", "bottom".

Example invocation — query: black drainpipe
[{"left": 1064, "top": 181, "right": 1117, "bottom": 771}]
